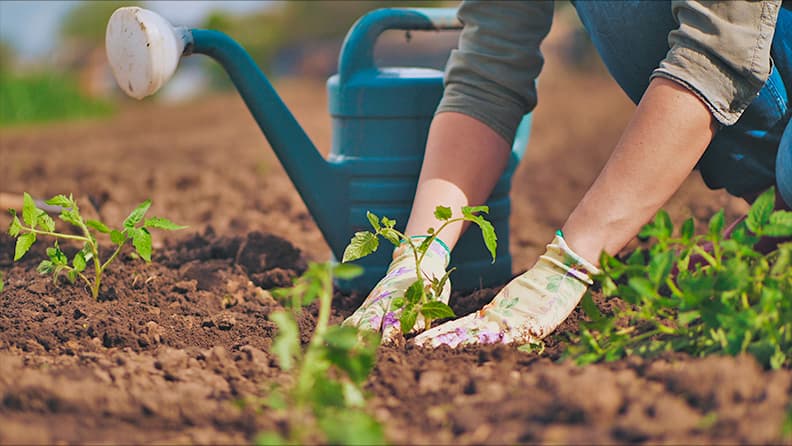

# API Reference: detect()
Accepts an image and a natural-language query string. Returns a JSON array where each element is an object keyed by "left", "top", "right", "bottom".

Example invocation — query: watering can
[{"left": 105, "top": 6, "right": 531, "bottom": 292}]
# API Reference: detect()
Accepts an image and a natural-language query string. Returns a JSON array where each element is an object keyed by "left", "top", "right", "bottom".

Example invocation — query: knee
[{"left": 777, "top": 120, "right": 792, "bottom": 208}]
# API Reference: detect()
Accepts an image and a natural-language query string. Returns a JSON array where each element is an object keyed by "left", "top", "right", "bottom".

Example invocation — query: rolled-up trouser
[{"left": 573, "top": 1, "right": 792, "bottom": 207}]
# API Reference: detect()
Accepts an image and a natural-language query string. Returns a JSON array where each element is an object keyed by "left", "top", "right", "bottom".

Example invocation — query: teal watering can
[{"left": 105, "top": 6, "right": 531, "bottom": 292}]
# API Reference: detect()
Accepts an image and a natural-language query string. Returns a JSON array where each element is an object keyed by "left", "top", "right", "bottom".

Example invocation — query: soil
[{"left": 0, "top": 16, "right": 789, "bottom": 445}]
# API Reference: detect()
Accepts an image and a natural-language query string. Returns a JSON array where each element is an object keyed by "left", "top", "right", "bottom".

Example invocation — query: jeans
[{"left": 573, "top": 1, "right": 792, "bottom": 207}]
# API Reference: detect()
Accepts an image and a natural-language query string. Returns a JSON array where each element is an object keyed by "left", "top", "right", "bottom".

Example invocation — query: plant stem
[{"left": 23, "top": 227, "right": 90, "bottom": 243}]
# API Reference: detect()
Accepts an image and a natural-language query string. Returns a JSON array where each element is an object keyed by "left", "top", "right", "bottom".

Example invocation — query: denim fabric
[{"left": 574, "top": 1, "right": 792, "bottom": 206}]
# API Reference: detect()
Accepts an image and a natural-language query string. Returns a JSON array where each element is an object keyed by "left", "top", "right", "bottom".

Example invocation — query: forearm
[
  {"left": 405, "top": 112, "right": 511, "bottom": 248},
  {"left": 562, "top": 77, "right": 716, "bottom": 264}
]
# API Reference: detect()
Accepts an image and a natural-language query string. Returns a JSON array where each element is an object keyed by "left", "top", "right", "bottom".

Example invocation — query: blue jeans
[{"left": 574, "top": 1, "right": 792, "bottom": 207}]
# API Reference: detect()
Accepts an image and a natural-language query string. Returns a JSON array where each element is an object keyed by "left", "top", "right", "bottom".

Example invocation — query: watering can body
[
  {"left": 105, "top": 7, "right": 531, "bottom": 293},
  {"left": 326, "top": 9, "right": 530, "bottom": 292}
]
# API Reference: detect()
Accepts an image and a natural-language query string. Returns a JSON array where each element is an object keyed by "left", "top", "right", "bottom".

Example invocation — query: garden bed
[{"left": 1, "top": 62, "right": 789, "bottom": 443}]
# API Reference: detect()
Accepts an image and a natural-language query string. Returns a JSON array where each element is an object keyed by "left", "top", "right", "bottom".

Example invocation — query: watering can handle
[{"left": 338, "top": 7, "right": 462, "bottom": 81}]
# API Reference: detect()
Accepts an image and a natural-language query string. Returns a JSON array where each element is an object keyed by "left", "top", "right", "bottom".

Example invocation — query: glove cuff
[{"left": 541, "top": 231, "right": 601, "bottom": 285}]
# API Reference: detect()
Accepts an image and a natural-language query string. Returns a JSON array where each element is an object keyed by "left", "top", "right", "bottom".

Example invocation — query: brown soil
[{"left": 0, "top": 16, "right": 789, "bottom": 445}]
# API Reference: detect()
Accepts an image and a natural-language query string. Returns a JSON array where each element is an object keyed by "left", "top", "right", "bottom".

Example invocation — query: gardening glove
[
  {"left": 414, "top": 231, "right": 600, "bottom": 348},
  {"left": 343, "top": 236, "right": 451, "bottom": 343}
]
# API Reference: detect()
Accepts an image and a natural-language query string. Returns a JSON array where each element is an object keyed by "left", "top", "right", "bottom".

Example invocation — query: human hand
[
  {"left": 413, "top": 231, "right": 599, "bottom": 348},
  {"left": 342, "top": 237, "right": 451, "bottom": 343}
]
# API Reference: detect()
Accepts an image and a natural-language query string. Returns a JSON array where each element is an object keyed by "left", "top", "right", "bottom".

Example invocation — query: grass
[{"left": 0, "top": 71, "right": 114, "bottom": 127}]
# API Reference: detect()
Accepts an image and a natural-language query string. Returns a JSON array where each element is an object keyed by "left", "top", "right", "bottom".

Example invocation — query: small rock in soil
[{"left": 214, "top": 313, "right": 236, "bottom": 331}]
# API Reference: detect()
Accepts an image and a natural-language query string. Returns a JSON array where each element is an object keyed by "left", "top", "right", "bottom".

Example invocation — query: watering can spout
[{"left": 106, "top": 7, "right": 344, "bottom": 252}]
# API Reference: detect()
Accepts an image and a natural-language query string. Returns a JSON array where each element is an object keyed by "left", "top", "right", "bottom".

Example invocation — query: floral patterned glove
[
  {"left": 413, "top": 231, "right": 599, "bottom": 348},
  {"left": 342, "top": 236, "right": 451, "bottom": 343}
]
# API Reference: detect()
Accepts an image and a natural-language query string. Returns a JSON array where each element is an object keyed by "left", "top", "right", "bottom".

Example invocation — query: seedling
[
  {"left": 566, "top": 187, "right": 792, "bottom": 369},
  {"left": 342, "top": 205, "right": 497, "bottom": 334},
  {"left": 259, "top": 262, "right": 383, "bottom": 445},
  {"left": 7, "top": 193, "right": 185, "bottom": 299}
]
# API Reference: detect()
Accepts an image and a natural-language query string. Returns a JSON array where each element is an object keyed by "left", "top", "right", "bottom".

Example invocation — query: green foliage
[
  {"left": 0, "top": 71, "right": 114, "bottom": 127},
  {"left": 566, "top": 187, "right": 792, "bottom": 369},
  {"left": 59, "top": 1, "right": 142, "bottom": 45},
  {"left": 262, "top": 262, "right": 383, "bottom": 445},
  {"left": 7, "top": 193, "right": 185, "bottom": 299},
  {"left": 343, "top": 205, "right": 497, "bottom": 334}
]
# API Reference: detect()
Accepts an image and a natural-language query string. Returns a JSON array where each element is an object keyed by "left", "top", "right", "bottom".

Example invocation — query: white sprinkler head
[{"left": 106, "top": 7, "right": 188, "bottom": 99}]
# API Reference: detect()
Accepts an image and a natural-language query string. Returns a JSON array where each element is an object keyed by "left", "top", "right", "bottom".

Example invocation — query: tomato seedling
[
  {"left": 342, "top": 205, "right": 497, "bottom": 334},
  {"left": 259, "top": 262, "right": 383, "bottom": 445},
  {"left": 7, "top": 193, "right": 185, "bottom": 299},
  {"left": 567, "top": 187, "right": 792, "bottom": 369}
]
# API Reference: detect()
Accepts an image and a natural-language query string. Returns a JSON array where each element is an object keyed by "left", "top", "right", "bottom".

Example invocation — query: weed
[
  {"left": 342, "top": 205, "right": 496, "bottom": 334},
  {"left": 259, "top": 262, "right": 383, "bottom": 445},
  {"left": 7, "top": 193, "right": 185, "bottom": 299},
  {"left": 566, "top": 187, "right": 792, "bottom": 369}
]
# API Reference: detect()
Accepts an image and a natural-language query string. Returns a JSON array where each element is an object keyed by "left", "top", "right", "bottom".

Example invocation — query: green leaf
[
  {"left": 404, "top": 279, "right": 424, "bottom": 305},
  {"left": 420, "top": 301, "right": 456, "bottom": 320},
  {"left": 400, "top": 307, "right": 419, "bottom": 334},
  {"left": 270, "top": 311, "right": 300, "bottom": 371},
  {"left": 130, "top": 227, "right": 152, "bottom": 262},
  {"left": 333, "top": 263, "right": 363, "bottom": 280},
  {"left": 461, "top": 205, "right": 489, "bottom": 217},
  {"left": 309, "top": 375, "right": 346, "bottom": 408},
  {"left": 434, "top": 205, "right": 452, "bottom": 221},
  {"left": 67, "top": 269, "right": 77, "bottom": 284},
  {"left": 746, "top": 187, "right": 775, "bottom": 233},
  {"left": 325, "top": 326, "right": 378, "bottom": 384},
  {"left": 639, "top": 210, "right": 672, "bottom": 241},
  {"left": 8, "top": 212, "right": 21, "bottom": 237},
  {"left": 677, "top": 310, "right": 700, "bottom": 327},
  {"left": 680, "top": 217, "right": 695, "bottom": 241},
  {"left": 14, "top": 232, "right": 36, "bottom": 261},
  {"left": 22, "top": 193, "right": 37, "bottom": 227},
  {"left": 318, "top": 409, "right": 384, "bottom": 446},
  {"left": 464, "top": 214, "right": 497, "bottom": 262},
  {"left": 37, "top": 260, "right": 55, "bottom": 275},
  {"left": 86, "top": 219, "right": 111, "bottom": 233},
  {"left": 390, "top": 297, "right": 405, "bottom": 310},
  {"left": 647, "top": 250, "right": 673, "bottom": 286},
  {"left": 342, "top": 231, "right": 378, "bottom": 263},
  {"left": 708, "top": 209, "right": 725, "bottom": 238},
  {"left": 0, "top": 274, "right": 4, "bottom": 293},
  {"left": 379, "top": 228, "right": 401, "bottom": 247},
  {"left": 123, "top": 199, "right": 152, "bottom": 228},
  {"left": 73, "top": 251, "right": 87, "bottom": 273},
  {"left": 366, "top": 211, "right": 380, "bottom": 231},
  {"left": 110, "top": 230, "right": 126, "bottom": 246},
  {"left": 59, "top": 209, "right": 82, "bottom": 227},
  {"left": 36, "top": 211, "right": 55, "bottom": 232},
  {"left": 628, "top": 277, "right": 657, "bottom": 298},
  {"left": 143, "top": 217, "right": 187, "bottom": 231},
  {"left": 45, "top": 194, "right": 73, "bottom": 208},
  {"left": 47, "top": 243, "right": 68, "bottom": 265},
  {"left": 581, "top": 293, "right": 603, "bottom": 321},
  {"left": 381, "top": 216, "right": 396, "bottom": 229},
  {"left": 762, "top": 211, "right": 792, "bottom": 237}
]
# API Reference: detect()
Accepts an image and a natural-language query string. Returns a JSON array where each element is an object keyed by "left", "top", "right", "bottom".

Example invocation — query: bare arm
[
  {"left": 562, "top": 76, "right": 716, "bottom": 264},
  {"left": 405, "top": 112, "right": 511, "bottom": 248}
]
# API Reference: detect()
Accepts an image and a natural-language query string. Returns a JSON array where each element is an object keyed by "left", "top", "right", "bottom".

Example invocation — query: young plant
[
  {"left": 566, "top": 187, "right": 792, "bottom": 369},
  {"left": 341, "top": 205, "right": 497, "bottom": 334},
  {"left": 259, "top": 262, "right": 383, "bottom": 445},
  {"left": 7, "top": 193, "right": 185, "bottom": 299}
]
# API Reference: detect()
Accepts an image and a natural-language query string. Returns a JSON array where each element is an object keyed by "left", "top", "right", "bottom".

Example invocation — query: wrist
[{"left": 545, "top": 230, "right": 601, "bottom": 284}]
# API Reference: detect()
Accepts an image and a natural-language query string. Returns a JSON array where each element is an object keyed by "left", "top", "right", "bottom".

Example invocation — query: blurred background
[{"left": 0, "top": 0, "right": 596, "bottom": 127}]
